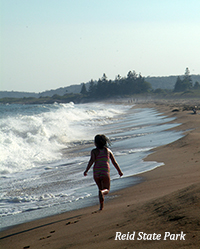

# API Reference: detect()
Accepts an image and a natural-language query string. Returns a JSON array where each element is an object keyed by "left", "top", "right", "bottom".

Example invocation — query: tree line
[
  {"left": 80, "top": 71, "right": 152, "bottom": 99},
  {"left": 81, "top": 68, "right": 200, "bottom": 98},
  {"left": 174, "top": 68, "right": 200, "bottom": 92},
  {"left": 1, "top": 68, "right": 200, "bottom": 104}
]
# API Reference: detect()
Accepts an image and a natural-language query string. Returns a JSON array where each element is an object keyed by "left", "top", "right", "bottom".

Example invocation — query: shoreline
[{"left": 1, "top": 100, "right": 200, "bottom": 248}]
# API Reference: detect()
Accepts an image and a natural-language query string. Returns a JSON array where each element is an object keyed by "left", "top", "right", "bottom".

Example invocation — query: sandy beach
[{"left": 0, "top": 99, "right": 200, "bottom": 249}]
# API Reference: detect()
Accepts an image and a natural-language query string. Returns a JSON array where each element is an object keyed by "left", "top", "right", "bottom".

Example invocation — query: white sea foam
[{"left": 0, "top": 102, "right": 129, "bottom": 175}]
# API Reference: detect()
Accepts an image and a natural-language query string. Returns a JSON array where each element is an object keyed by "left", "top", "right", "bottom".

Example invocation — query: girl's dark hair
[{"left": 94, "top": 134, "right": 111, "bottom": 149}]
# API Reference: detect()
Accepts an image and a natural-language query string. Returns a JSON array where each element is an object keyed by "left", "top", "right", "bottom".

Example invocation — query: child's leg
[
  {"left": 100, "top": 175, "right": 110, "bottom": 210},
  {"left": 94, "top": 175, "right": 110, "bottom": 210},
  {"left": 94, "top": 177, "right": 104, "bottom": 209}
]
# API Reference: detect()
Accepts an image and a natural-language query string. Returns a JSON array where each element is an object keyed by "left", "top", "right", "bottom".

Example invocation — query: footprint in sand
[
  {"left": 39, "top": 230, "right": 55, "bottom": 241},
  {"left": 39, "top": 235, "right": 52, "bottom": 240},
  {"left": 66, "top": 220, "right": 79, "bottom": 225},
  {"left": 92, "top": 210, "right": 101, "bottom": 214}
]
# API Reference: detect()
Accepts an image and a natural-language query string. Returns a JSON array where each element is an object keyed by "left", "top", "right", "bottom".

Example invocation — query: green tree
[
  {"left": 137, "top": 75, "right": 152, "bottom": 93},
  {"left": 174, "top": 68, "right": 193, "bottom": 92},
  {"left": 174, "top": 76, "right": 183, "bottom": 92},
  {"left": 88, "top": 79, "right": 96, "bottom": 96},
  {"left": 184, "top": 68, "right": 192, "bottom": 82},
  {"left": 183, "top": 67, "right": 193, "bottom": 89},
  {"left": 193, "top": 81, "right": 200, "bottom": 90},
  {"left": 80, "top": 83, "right": 87, "bottom": 95},
  {"left": 93, "top": 74, "right": 110, "bottom": 98},
  {"left": 124, "top": 70, "right": 137, "bottom": 94},
  {"left": 101, "top": 73, "right": 108, "bottom": 83},
  {"left": 127, "top": 70, "right": 137, "bottom": 80}
]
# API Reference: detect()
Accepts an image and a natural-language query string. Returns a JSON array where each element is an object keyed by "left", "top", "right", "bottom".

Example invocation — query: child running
[{"left": 84, "top": 134, "right": 123, "bottom": 210}]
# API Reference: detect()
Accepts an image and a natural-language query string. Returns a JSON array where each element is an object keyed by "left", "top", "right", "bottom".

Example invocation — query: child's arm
[
  {"left": 84, "top": 150, "right": 95, "bottom": 176},
  {"left": 109, "top": 151, "right": 123, "bottom": 177}
]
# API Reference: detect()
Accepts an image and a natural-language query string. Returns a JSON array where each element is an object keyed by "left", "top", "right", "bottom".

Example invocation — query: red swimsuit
[{"left": 93, "top": 148, "right": 110, "bottom": 178}]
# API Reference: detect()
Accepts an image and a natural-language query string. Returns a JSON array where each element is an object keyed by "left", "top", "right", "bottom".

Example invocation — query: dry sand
[{"left": 0, "top": 99, "right": 200, "bottom": 249}]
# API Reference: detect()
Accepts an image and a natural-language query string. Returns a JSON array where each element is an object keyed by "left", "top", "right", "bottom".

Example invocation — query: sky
[{"left": 1, "top": 0, "right": 200, "bottom": 92}]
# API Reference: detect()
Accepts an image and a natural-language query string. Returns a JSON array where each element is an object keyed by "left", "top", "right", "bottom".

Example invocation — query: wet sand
[{"left": 0, "top": 99, "right": 200, "bottom": 249}]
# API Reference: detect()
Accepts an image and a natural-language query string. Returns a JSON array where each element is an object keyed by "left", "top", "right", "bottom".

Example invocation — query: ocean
[{"left": 0, "top": 101, "right": 183, "bottom": 230}]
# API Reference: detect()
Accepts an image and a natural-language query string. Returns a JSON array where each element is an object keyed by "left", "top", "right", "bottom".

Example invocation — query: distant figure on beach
[
  {"left": 193, "top": 106, "right": 197, "bottom": 114},
  {"left": 84, "top": 134, "right": 123, "bottom": 210}
]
